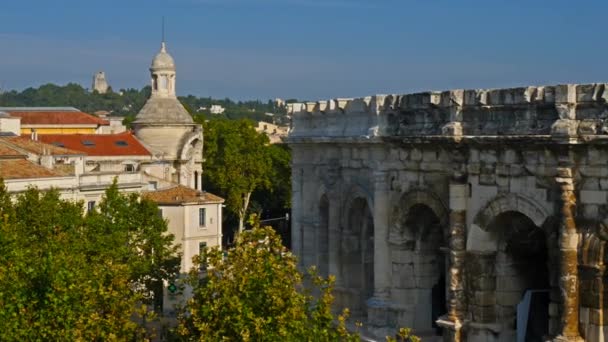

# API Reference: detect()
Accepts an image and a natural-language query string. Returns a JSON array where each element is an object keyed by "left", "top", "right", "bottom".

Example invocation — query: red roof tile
[
  {"left": 38, "top": 132, "right": 151, "bottom": 157},
  {"left": 0, "top": 159, "right": 67, "bottom": 179},
  {"left": 7, "top": 111, "right": 109, "bottom": 126},
  {"left": 0, "top": 136, "right": 84, "bottom": 156},
  {"left": 143, "top": 185, "right": 224, "bottom": 205},
  {"left": 0, "top": 144, "right": 26, "bottom": 158}
]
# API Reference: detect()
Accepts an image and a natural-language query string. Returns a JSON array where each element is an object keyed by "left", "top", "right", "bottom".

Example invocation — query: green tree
[
  {"left": 175, "top": 216, "right": 360, "bottom": 341},
  {"left": 0, "top": 184, "right": 141, "bottom": 340},
  {"left": 85, "top": 180, "right": 181, "bottom": 310},
  {"left": 0, "top": 180, "right": 181, "bottom": 340},
  {"left": 202, "top": 119, "right": 274, "bottom": 232}
]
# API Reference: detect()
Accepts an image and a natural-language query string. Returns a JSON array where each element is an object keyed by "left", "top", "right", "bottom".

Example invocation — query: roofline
[
  {"left": 153, "top": 200, "right": 225, "bottom": 206},
  {"left": 0, "top": 107, "right": 81, "bottom": 112}
]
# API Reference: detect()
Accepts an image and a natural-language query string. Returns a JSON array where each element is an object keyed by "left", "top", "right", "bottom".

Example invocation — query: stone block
[
  {"left": 471, "top": 305, "right": 496, "bottom": 323},
  {"left": 495, "top": 291, "right": 522, "bottom": 306},
  {"left": 416, "top": 261, "right": 439, "bottom": 277},
  {"left": 589, "top": 308, "right": 608, "bottom": 325},
  {"left": 391, "top": 250, "right": 414, "bottom": 264},
  {"left": 580, "top": 190, "right": 607, "bottom": 205},
  {"left": 410, "top": 148, "right": 422, "bottom": 161},
  {"left": 472, "top": 275, "right": 496, "bottom": 291},
  {"left": 391, "top": 288, "right": 417, "bottom": 305},
  {"left": 416, "top": 276, "right": 438, "bottom": 288},
  {"left": 392, "top": 263, "right": 415, "bottom": 289},
  {"left": 474, "top": 291, "right": 496, "bottom": 306},
  {"left": 585, "top": 323, "right": 608, "bottom": 342}
]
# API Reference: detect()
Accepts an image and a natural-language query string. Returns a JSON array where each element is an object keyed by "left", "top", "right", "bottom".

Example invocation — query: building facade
[
  {"left": 133, "top": 42, "right": 203, "bottom": 191},
  {"left": 288, "top": 84, "right": 608, "bottom": 342}
]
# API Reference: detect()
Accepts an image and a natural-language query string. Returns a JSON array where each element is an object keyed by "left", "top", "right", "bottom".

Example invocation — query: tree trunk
[{"left": 237, "top": 191, "right": 253, "bottom": 233}]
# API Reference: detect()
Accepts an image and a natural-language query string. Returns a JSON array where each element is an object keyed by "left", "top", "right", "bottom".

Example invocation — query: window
[
  {"left": 157, "top": 209, "right": 163, "bottom": 218},
  {"left": 124, "top": 164, "right": 135, "bottom": 172},
  {"left": 199, "top": 208, "right": 206, "bottom": 227},
  {"left": 87, "top": 201, "right": 95, "bottom": 212},
  {"left": 148, "top": 181, "right": 158, "bottom": 191},
  {"left": 82, "top": 140, "right": 95, "bottom": 147},
  {"left": 115, "top": 140, "right": 128, "bottom": 147}
]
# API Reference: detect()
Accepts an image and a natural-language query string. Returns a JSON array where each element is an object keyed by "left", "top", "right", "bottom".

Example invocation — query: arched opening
[
  {"left": 339, "top": 197, "right": 374, "bottom": 317},
  {"left": 317, "top": 195, "right": 329, "bottom": 277},
  {"left": 390, "top": 203, "right": 446, "bottom": 335},
  {"left": 492, "top": 211, "right": 550, "bottom": 341}
]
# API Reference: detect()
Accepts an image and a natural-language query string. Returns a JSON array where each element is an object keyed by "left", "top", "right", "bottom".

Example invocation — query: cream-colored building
[
  {"left": 255, "top": 121, "right": 288, "bottom": 144},
  {"left": 0, "top": 40, "right": 223, "bottom": 315}
]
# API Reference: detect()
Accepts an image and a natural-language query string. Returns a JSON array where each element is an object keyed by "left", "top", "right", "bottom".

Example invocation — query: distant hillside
[{"left": 0, "top": 83, "right": 290, "bottom": 124}]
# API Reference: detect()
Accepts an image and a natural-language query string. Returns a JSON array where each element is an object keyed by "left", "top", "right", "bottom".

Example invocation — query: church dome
[{"left": 151, "top": 42, "right": 175, "bottom": 70}]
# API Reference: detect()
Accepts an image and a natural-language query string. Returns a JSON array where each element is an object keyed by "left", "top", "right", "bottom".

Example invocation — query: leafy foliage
[
  {"left": 201, "top": 119, "right": 284, "bottom": 233},
  {"left": 0, "top": 180, "right": 180, "bottom": 340},
  {"left": 175, "top": 216, "right": 360, "bottom": 341}
]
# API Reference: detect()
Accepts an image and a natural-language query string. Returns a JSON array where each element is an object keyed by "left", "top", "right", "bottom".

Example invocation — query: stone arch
[
  {"left": 391, "top": 189, "right": 449, "bottom": 232},
  {"left": 340, "top": 183, "right": 374, "bottom": 226},
  {"left": 388, "top": 189, "right": 449, "bottom": 334},
  {"left": 473, "top": 193, "right": 550, "bottom": 232},
  {"left": 336, "top": 189, "right": 374, "bottom": 319},
  {"left": 179, "top": 135, "right": 203, "bottom": 161},
  {"left": 469, "top": 198, "right": 555, "bottom": 340}
]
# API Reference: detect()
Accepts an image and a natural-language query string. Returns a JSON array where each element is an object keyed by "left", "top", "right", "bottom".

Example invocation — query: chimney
[{"left": 30, "top": 129, "right": 38, "bottom": 141}]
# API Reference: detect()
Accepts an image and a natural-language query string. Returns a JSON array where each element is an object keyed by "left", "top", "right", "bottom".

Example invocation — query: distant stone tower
[
  {"left": 133, "top": 41, "right": 203, "bottom": 189},
  {"left": 92, "top": 71, "right": 109, "bottom": 94}
]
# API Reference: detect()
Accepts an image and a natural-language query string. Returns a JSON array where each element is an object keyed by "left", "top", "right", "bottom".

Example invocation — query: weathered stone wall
[{"left": 289, "top": 83, "right": 608, "bottom": 342}]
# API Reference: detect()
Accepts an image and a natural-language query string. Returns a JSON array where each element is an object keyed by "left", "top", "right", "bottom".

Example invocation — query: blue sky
[{"left": 0, "top": 0, "right": 607, "bottom": 101}]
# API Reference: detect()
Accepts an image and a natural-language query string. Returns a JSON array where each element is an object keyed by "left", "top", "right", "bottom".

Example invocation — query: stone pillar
[
  {"left": 367, "top": 170, "right": 393, "bottom": 336},
  {"left": 372, "top": 170, "right": 391, "bottom": 299},
  {"left": 327, "top": 192, "right": 341, "bottom": 284},
  {"left": 291, "top": 166, "right": 303, "bottom": 266},
  {"left": 444, "top": 182, "right": 467, "bottom": 342},
  {"left": 554, "top": 167, "right": 583, "bottom": 341}
]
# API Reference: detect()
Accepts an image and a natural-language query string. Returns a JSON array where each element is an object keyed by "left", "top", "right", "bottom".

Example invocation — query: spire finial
[{"left": 160, "top": 16, "right": 167, "bottom": 52}]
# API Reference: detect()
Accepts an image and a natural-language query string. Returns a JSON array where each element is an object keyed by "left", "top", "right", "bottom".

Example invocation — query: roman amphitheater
[{"left": 287, "top": 84, "right": 608, "bottom": 341}]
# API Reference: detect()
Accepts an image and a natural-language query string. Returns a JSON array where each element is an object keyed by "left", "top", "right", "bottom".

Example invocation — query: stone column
[
  {"left": 554, "top": 167, "right": 583, "bottom": 341},
  {"left": 372, "top": 170, "right": 391, "bottom": 299},
  {"left": 367, "top": 170, "right": 392, "bottom": 336},
  {"left": 445, "top": 181, "right": 467, "bottom": 342},
  {"left": 291, "top": 166, "right": 303, "bottom": 266},
  {"left": 327, "top": 192, "right": 342, "bottom": 284}
]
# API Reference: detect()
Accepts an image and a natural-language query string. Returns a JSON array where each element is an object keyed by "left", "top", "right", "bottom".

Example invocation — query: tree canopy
[
  {"left": 201, "top": 118, "right": 290, "bottom": 233},
  {"left": 0, "top": 83, "right": 289, "bottom": 124},
  {"left": 175, "top": 216, "right": 359, "bottom": 342},
  {"left": 0, "top": 180, "right": 179, "bottom": 340}
]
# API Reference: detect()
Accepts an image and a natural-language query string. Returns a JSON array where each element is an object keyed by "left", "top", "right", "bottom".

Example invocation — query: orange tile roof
[
  {"left": 7, "top": 110, "right": 109, "bottom": 126},
  {"left": 0, "top": 136, "right": 84, "bottom": 156},
  {"left": 0, "top": 159, "right": 66, "bottom": 179},
  {"left": 143, "top": 185, "right": 224, "bottom": 205},
  {"left": 38, "top": 132, "right": 151, "bottom": 157},
  {"left": 0, "top": 144, "right": 26, "bottom": 158}
]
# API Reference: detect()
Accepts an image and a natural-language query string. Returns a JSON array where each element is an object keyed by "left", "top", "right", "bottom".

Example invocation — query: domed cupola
[
  {"left": 151, "top": 42, "right": 175, "bottom": 71},
  {"left": 134, "top": 41, "right": 193, "bottom": 126}
]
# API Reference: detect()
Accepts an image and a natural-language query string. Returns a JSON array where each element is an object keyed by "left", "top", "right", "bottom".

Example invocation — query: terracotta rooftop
[
  {"left": 0, "top": 159, "right": 67, "bottom": 179},
  {"left": 143, "top": 185, "right": 224, "bottom": 205},
  {"left": 0, "top": 107, "right": 109, "bottom": 126},
  {"left": 38, "top": 132, "right": 151, "bottom": 157},
  {"left": 0, "top": 136, "right": 84, "bottom": 156},
  {"left": 0, "top": 144, "right": 26, "bottom": 159}
]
